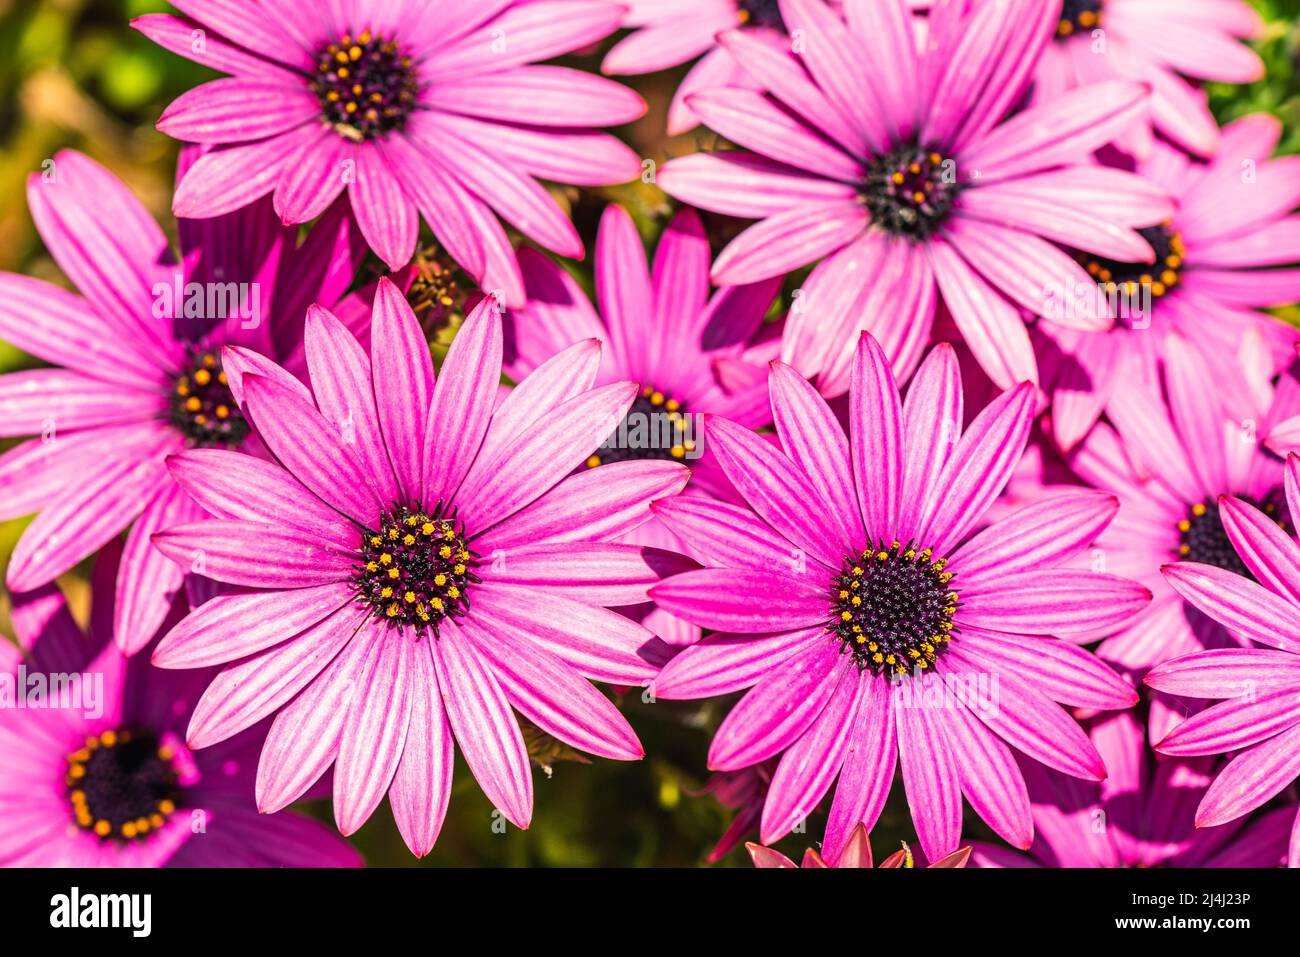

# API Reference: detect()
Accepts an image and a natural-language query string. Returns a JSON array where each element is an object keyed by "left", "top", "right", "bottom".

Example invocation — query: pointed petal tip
[
  {"left": 757, "top": 823, "right": 787, "bottom": 847},
  {"left": 948, "top": 846, "right": 976, "bottom": 866},
  {"left": 1191, "top": 803, "right": 1236, "bottom": 830},
  {"left": 704, "top": 741, "right": 741, "bottom": 773},
  {"left": 507, "top": 809, "right": 533, "bottom": 831},
  {"left": 1193, "top": 803, "right": 1230, "bottom": 829},
  {"left": 149, "top": 639, "right": 188, "bottom": 670},
  {"left": 334, "top": 812, "right": 364, "bottom": 838},
  {"left": 5, "top": 561, "right": 42, "bottom": 595}
]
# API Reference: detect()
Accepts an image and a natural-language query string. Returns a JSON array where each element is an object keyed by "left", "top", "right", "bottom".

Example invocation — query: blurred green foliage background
[{"left": 0, "top": 0, "right": 1297, "bottom": 866}]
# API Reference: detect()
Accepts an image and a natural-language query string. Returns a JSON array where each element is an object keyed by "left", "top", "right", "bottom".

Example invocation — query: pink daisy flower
[
  {"left": 148, "top": 286, "right": 691, "bottom": 856},
  {"left": 1040, "top": 114, "right": 1300, "bottom": 451},
  {"left": 656, "top": 0, "right": 1162, "bottom": 396},
  {"left": 603, "top": 0, "right": 843, "bottom": 136},
  {"left": 505, "top": 204, "right": 783, "bottom": 647},
  {"left": 648, "top": 332, "right": 1147, "bottom": 863},
  {"left": 136, "top": 0, "right": 645, "bottom": 301},
  {"left": 747, "top": 822, "right": 972, "bottom": 867},
  {"left": 0, "top": 149, "right": 367, "bottom": 656},
  {"left": 1032, "top": 0, "right": 1264, "bottom": 158},
  {"left": 970, "top": 710, "right": 1295, "bottom": 868},
  {"left": 1064, "top": 335, "right": 1299, "bottom": 715},
  {"left": 0, "top": 545, "right": 360, "bottom": 867},
  {"left": 1149, "top": 453, "right": 1300, "bottom": 862}
]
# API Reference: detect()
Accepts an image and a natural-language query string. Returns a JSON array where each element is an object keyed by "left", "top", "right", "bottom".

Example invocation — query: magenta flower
[
  {"left": 970, "top": 710, "right": 1295, "bottom": 868},
  {"left": 696, "top": 762, "right": 773, "bottom": 862},
  {"left": 149, "top": 284, "right": 690, "bottom": 855},
  {"left": 648, "top": 333, "right": 1147, "bottom": 863},
  {"left": 0, "top": 149, "right": 367, "bottom": 656},
  {"left": 0, "top": 545, "right": 359, "bottom": 868},
  {"left": 1064, "top": 335, "right": 1298, "bottom": 723},
  {"left": 1149, "top": 453, "right": 1300, "bottom": 861},
  {"left": 1040, "top": 114, "right": 1300, "bottom": 451},
  {"left": 505, "top": 204, "right": 783, "bottom": 646},
  {"left": 602, "top": 0, "right": 826, "bottom": 135},
  {"left": 656, "top": 0, "right": 1163, "bottom": 395},
  {"left": 1031, "top": 0, "right": 1263, "bottom": 158},
  {"left": 748, "top": 823, "right": 971, "bottom": 868},
  {"left": 136, "top": 0, "right": 644, "bottom": 300}
]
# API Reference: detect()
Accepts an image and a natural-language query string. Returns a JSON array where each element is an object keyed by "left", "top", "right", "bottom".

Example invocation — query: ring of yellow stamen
[
  {"left": 353, "top": 503, "right": 478, "bottom": 636},
  {"left": 828, "top": 540, "right": 957, "bottom": 678},
  {"left": 65, "top": 729, "right": 181, "bottom": 842},
  {"left": 312, "top": 32, "right": 419, "bottom": 141}
]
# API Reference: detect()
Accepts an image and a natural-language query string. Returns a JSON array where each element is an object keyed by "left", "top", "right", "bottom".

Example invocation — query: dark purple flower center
[
  {"left": 66, "top": 729, "right": 181, "bottom": 843},
  {"left": 1057, "top": 0, "right": 1103, "bottom": 37},
  {"left": 1177, "top": 497, "right": 1284, "bottom": 579},
  {"left": 169, "top": 349, "right": 248, "bottom": 449},
  {"left": 352, "top": 503, "right": 479, "bottom": 636},
  {"left": 585, "top": 386, "right": 696, "bottom": 468},
  {"left": 861, "top": 145, "right": 959, "bottom": 241},
  {"left": 1077, "top": 224, "right": 1184, "bottom": 309},
  {"left": 738, "top": 0, "right": 786, "bottom": 31},
  {"left": 312, "top": 32, "right": 419, "bottom": 142},
  {"left": 828, "top": 541, "right": 957, "bottom": 678}
]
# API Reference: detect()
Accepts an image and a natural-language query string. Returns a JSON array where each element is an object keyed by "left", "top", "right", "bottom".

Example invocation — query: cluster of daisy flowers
[{"left": 0, "top": 0, "right": 1297, "bottom": 870}]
